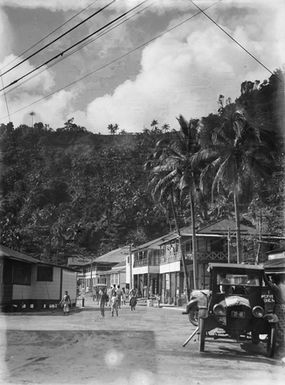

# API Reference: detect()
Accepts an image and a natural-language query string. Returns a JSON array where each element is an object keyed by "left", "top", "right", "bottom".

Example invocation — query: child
[{"left": 60, "top": 291, "right": 71, "bottom": 315}]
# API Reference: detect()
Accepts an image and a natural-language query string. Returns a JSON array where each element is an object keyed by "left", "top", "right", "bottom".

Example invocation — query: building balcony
[
  {"left": 184, "top": 251, "right": 227, "bottom": 262},
  {"left": 133, "top": 257, "right": 160, "bottom": 267},
  {"left": 133, "top": 250, "right": 227, "bottom": 268}
]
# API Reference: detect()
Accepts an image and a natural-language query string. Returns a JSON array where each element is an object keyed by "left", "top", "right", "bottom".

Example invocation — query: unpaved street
[{"left": 0, "top": 300, "right": 284, "bottom": 385}]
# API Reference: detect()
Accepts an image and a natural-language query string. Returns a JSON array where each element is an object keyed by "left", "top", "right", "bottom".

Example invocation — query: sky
[{"left": 0, "top": 0, "right": 284, "bottom": 133}]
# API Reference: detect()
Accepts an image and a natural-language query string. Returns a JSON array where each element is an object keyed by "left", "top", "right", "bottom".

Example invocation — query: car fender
[
  {"left": 264, "top": 313, "right": 279, "bottom": 323},
  {"left": 185, "top": 298, "right": 199, "bottom": 314}
]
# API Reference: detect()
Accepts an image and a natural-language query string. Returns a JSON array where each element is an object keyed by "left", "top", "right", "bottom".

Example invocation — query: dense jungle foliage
[{"left": 0, "top": 70, "right": 284, "bottom": 264}]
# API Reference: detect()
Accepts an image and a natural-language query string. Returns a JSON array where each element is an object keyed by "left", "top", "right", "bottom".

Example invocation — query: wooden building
[
  {"left": 128, "top": 219, "right": 258, "bottom": 305},
  {"left": 0, "top": 245, "right": 77, "bottom": 311}
]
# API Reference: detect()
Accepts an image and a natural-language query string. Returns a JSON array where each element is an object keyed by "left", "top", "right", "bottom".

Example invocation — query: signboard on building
[{"left": 67, "top": 257, "right": 93, "bottom": 266}]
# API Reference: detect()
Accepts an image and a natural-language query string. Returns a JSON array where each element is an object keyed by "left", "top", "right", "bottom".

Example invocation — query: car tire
[
  {"left": 188, "top": 307, "right": 199, "bottom": 327},
  {"left": 266, "top": 325, "right": 276, "bottom": 358},
  {"left": 251, "top": 331, "right": 260, "bottom": 344},
  {"left": 199, "top": 317, "right": 206, "bottom": 352}
]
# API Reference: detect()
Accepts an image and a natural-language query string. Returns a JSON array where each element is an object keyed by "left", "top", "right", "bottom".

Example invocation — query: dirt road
[{"left": 0, "top": 300, "right": 284, "bottom": 385}]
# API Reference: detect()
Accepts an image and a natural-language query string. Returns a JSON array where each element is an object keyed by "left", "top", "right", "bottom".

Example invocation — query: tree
[
  {"left": 146, "top": 155, "right": 191, "bottom": 299},
  {"left": 198, "top": 103, "right": 275, "bottom": 263},
  {"left": 107, "top": 123, "right": 119, "bottom": 135},
  {"left": 146, "top": 115, "right": 201, "bottom": 291},
  {"left": 29, "top": 111, "right": 35, "bottom": 127}
]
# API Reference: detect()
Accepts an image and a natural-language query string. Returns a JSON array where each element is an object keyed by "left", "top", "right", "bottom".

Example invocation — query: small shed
[{"left": 0, "top": 245, "right": 77, "bottom": 311}]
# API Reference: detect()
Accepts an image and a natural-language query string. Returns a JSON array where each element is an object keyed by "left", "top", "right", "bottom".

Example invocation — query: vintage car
[{"left": 184, "top": 263, "right": 278, "bottom": 357}]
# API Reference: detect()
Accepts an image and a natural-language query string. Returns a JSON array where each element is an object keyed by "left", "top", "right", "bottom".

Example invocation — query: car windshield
[
  {"left": 215, "top": 270, "right": 261, "bottom": 294},
  {"left": 217, "top": 273, "right": 259, "bottom": 286}
]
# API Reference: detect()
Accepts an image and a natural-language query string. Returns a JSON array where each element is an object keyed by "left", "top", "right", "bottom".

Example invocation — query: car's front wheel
[
  {"left": 188, "top": 306, "right": 199, "bottom": 327},
  {"left": 266, "top": 325, "right": 276, "bottom": 358}
]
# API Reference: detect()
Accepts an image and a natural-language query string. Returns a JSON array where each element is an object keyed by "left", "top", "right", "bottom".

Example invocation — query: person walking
[
  {"left": 107, "top": 286, "right": 113, "bottom": 307},
  {"left": 122, "top": 288, "right": 126, "bottom": 306},
  {"left": 99, "top": 287, "right": 108, "bottom": 318},
  {"left": 116, "top": 285, "right": 122, "bottom": 309},
  {"left": 130, "top": 288, "right": 137, "bottom": 311},
  {"left": 60, "top": 291, "right": 71, "bottom": 315},
  {"left": 266, "top": 274, "right": 285, "bottom": 350},
  {"left": 111, "top": 293, "right": 119, "bottom": 317},
  {"left": 125, "top": 287, "right": 130, "bottom": 304}
]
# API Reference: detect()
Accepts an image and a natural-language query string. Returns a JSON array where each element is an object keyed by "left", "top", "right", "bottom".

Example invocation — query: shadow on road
[
  {"left": 197, "top": 342, "right": 283, "bottom": 366},
  {"left": 4, "top": 330, "right": 157, "bottom": 384}
]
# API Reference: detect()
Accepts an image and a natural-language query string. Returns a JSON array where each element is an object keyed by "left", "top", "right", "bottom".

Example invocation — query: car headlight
[
  {"left": 252, "top": 306, "right": 264, "bottom": 318},
  {"left": 213, "top": 303, "right": 226, "bottom": 316}
]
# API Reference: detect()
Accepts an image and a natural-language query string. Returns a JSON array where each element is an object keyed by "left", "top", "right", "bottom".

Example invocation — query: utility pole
[
  {"left": 129, "top": 244, "right": 133, "bottom": 290},
  {"left": 227, "top": 227, "right": 231, "bottom": 263}
]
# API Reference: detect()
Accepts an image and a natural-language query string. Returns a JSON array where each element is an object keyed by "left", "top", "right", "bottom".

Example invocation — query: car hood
[{"left": 224, "top": 296, "right": 250, "bottom": 308}]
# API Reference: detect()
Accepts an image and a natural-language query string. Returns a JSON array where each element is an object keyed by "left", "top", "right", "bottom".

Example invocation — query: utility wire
[
  {"left": 190, "top": 0, "right": 277, "bottom": 79},
  {"left": 4, "top": 2, "right": 153, "bottom": 96},
  {"left": 0, "top": 70, "right": 11, "bottom": 121},
  {"left": 0, "top": 0, "right": 148, "bottom": 92},
  {"left": 0, "top": 0, "right": 100, "bottom": 73},
  {"left": 0, "top": 1, "right": 220, "bottom": 121},
  {"left": 0, "top": 0, "right": 115, "bottom": 78}
]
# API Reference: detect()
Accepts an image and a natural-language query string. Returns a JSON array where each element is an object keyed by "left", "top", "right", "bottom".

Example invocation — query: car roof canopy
[{"left": 208, "top": 263, "right": 264, "bottom": 271}]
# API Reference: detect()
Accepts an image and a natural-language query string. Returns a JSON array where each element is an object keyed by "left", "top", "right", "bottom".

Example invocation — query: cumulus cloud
[
  {"left": 0, "top": 53, "right": 75, "bottom": 128},
  {"left": 0, "top": 88, "right": 76, "bottom": 128},
  {"left": 1, "top": 55, "right": 55, "bottom": 94},
  {"left": 0, "top": 0, "right": 188, "bottom": 12},
  {"left": 0, "top": 3, "right": 78, "bottom": 127},
  {"left": 84, "top": 1, "right": 284, "bottom": 133},
  {"left": 0, "top": 8, "right": 13, "bottom": 60},
  {"left": 0, "top": 0, "right": 284, "bottom": 132}
]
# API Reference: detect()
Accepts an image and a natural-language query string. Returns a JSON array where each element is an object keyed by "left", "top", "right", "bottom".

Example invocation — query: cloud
[
  {"left": 0, "top": 5, "right": 77, "bottom": 128},
  {"left": 84, "top": 2, "right": 284, "bottom": 133},
  {"left": 0, "top": 55, "right": 75, "bottom": 128},
  {"left": 0, "top": 8, "right": 13, "bottom": 60},
  {"left": 0, "top": 0, "right": 93, "bottom": 11},
  {"left": 1, "top": 55, "right": 55, "bottom": 94},
  {"left": 0, "top": 88, "right": 76, "bottom": 128},
  {"left": 0, "top": 0, "right": 189, "bottom": 12}
]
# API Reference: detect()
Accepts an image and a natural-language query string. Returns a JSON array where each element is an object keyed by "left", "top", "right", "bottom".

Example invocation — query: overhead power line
[
  {"left": 0, "top": 0, "right": 115, "bottom": 78},
  {"left": 190, "top": 0, "right": 277, "bottom": 78},
  {"left": 0, "top": 1, "right": 220, "bottom": 122},
  {"left": 0, "top": 70, "right": 10, "bottom": 121},
  {"left": 0, "top": 0, "right": 148, "bottom": 93},
  {"left": 0, "top": 0, "right": 100, "bottom": 73},
  {"left": 4, "top": 2, "right": 153, "bottom": 97}
]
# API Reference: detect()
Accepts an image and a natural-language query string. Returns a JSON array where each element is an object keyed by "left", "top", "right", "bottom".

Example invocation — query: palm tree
[
  {"left": 198, "top": 103, "right": 274, "bottom": 263},
  {"left": 29, "top": 111, "right": 35, "bottom": 127},
  {"left": 146, "top": 115, "right": 201, "bottom": 290},
  {"left": 147, "top": 159, "right": 191, "bottom": 299}
]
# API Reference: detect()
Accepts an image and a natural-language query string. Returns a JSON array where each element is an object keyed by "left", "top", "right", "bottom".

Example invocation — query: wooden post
[{"left": 227, "top": 227, "right": 231, "bottom": 263}]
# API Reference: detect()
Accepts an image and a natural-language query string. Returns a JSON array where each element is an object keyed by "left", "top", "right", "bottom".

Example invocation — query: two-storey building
[{"left": 128, "top": 219, "right": 258, "bottom": 304}]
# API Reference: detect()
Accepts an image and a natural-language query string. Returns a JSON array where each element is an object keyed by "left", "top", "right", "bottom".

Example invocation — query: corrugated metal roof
[
  {"left": 132, "top": 232, "right": 178, "bottom": 252},
  {"left": 0, "top": 245, "right": 79, "bottom": 271},
  {"left": 95, "top": 246, "right": 129, "bottom": 264},
  {"left": 198, "top": 219, "right": 256, "bottom": 234},
  {"left": 0, "top": 244, "right": 41, "bottom": 264}
]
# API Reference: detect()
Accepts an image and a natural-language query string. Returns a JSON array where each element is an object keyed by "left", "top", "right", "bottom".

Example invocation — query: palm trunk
[
  {"left": 170, "top": 189, "right": 190, "bottom": 301},
  {"left": 189, "top": 193, "right": 198, "bottom": 289},
  {"left": 233, "top": 188, "right": 242, "bottom": 263}
]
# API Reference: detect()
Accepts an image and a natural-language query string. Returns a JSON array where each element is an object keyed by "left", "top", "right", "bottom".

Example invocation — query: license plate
[{"left": 231, "top": 310, "right": 245, "bottom": 318}]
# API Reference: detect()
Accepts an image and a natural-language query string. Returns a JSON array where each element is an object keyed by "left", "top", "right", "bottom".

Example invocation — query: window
[
  {"left": 13, "top": 260, "right": 31, "bottom": 285},
  {"left": 37, "top": 265, "right": 53, "bottom": 281}
]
